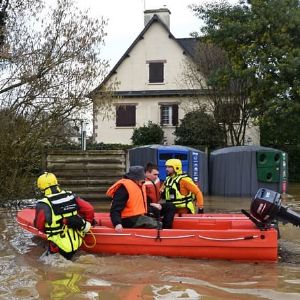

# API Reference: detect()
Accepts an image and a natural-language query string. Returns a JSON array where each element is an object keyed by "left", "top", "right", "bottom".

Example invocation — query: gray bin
[{"left": 209, "top": 146, "right": 288, "bottom": 197}]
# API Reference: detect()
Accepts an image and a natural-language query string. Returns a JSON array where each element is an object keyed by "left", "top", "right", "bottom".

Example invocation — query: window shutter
[
  {"left": 160, "top": 105, "right": 164, "bottom": 126},
  {"left": 172, "top": 104, "right": 178, "bottom": 126},
  {"left": 149, "top": 63, "right": 164, "bottom": 83},
  {"left": 116, "top": 105, "right": 136, "bottom": 127}
]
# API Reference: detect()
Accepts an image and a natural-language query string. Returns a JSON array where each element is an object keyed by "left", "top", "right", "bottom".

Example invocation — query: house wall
[
  {"left": 94, "top": 22, "right": 200, "bottom": 145},
  {"left": 107, "top": 23, "right": 194, "bottom": 91},
  {"left": 93, "top": 14, "right": 260, "bottom": 146},
  {"left": 94, "top": 96, "right": 186, "bottom": 145},
  {"left": 245, "top": 123, "right": 260, "bottom": 145}
]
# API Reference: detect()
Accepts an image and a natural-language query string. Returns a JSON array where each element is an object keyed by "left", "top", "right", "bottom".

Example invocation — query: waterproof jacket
[
  {"left": 144, "top": 177, "right": 161, "bottom": 203},
  {"left": 35, "top": 191, "right": 90, "bottom": 253},
  {"left": 162, "top": 174, "right": 203, "bottom": 214}
]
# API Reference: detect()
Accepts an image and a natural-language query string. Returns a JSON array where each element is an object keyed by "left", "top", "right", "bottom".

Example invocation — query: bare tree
[
  {"left": 0, "top": 0, "right": 111, "bottom": 200},
  {"left": 182, "top": 41, "right": 253, "bottom": 146},
  {"left": 1, "top": 0, "right": 108, "bottom": 113},
  {"left": 0, "top": 0, "right": 9, "bottom": 48}
]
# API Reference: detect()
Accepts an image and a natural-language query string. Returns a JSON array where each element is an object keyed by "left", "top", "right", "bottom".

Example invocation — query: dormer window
[{"left": 147, "top": 60, "right": 166, "bottom": 83}]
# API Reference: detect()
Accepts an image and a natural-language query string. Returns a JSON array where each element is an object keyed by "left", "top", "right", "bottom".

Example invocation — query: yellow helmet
[
  {"left": 165, "top": 159, "right": 182, "bottom": 174},
  {"left": 37, "top": 172, "right": 58, "bottom": 191}
]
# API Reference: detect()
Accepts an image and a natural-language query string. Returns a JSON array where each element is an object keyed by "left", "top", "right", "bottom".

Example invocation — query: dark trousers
[
  {"left": 121, "top": 214, "right": 159, "bottom": 229},
  {"left": 148, "top": 202, "right": 176, "bottom": 229},
  {"left": 48, "top": 241, "right": 76, "bottom": 260}
]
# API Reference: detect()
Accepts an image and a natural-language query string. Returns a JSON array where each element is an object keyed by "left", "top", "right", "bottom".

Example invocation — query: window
[
  {"left": 116, "top": 105, "right": 136, "bottom": 127},
  {"left": 159, "top": 153, "right": 188, "bottom": 160},
  {"left": 159, "top": 153, "right": 173, "bottom": 160},
  {"left": 149, "top": 62, "right": 164, "bottom": 83},
  {"left": 160, "top": 104, "right": 178, "bottom": 126},
  {"left": 174, "top": 154, "right": 188, "bottom": 160}
]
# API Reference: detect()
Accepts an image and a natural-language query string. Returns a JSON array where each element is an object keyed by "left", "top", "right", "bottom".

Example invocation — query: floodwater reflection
[{"left": 0, "top": 183, "right": 299, "bottom": 299}]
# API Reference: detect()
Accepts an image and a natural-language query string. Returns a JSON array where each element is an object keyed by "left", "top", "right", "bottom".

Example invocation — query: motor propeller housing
[
  {"left": 250, "top": 188, "right": 282, "bottom": 223},
  {"left": 250, "top": 188, "right": 300, "bottom": 227}
]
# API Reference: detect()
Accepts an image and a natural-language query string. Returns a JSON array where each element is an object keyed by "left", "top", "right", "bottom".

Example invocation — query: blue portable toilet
[
  {"left": 156, "top": 146, "right": 189, "bottom": 179},
  {"left": 128, "top": 145, "right": 208, "bottom": 194}
]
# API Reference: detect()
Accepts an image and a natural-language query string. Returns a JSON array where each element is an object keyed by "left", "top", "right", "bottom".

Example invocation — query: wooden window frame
[{"left": 160, "top": 103, "right": 178, "bottom": 126}]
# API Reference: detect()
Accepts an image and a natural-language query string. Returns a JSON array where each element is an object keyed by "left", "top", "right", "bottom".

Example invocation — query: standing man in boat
[
  {"left": 34, "top": 172, "right": 95, "bottom": 260},
  {"left": 107, "top": 166, "right": 160, "bottom": 232},
  {"left": 144, "top": 162, "right": 176, "bottom": 228},
  {"left": 161, "top": 159, "right": 204, "bottom": 214}
]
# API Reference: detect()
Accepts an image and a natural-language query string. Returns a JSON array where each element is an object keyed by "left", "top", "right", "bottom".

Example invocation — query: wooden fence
[{"left": 45, "top": 150, "right": 127, "bottom": 201}]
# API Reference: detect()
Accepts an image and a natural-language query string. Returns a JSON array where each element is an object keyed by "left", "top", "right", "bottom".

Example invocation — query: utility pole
[{"left": 81, "top": 120, "right": 87, "bottom": 151}]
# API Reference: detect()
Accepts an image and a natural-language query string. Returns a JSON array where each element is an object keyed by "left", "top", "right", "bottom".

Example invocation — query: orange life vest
[
  {"left": 106, "top": 179, "right": 147, "bottom": 218},
  {"left": 144, "top": 178, "right": 160, "bottom": 203}
]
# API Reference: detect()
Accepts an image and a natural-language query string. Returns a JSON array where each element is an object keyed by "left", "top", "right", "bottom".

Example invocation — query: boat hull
[{"left": 17, "top": 209, "right": 278, "bottom": 262}]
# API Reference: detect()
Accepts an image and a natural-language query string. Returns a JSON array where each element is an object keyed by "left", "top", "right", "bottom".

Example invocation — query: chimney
[{"left": 144, "top": 7, "right": 171, "bottom": 29}]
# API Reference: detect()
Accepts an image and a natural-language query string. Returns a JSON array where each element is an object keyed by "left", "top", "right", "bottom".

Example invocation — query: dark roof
[
  {"left": 177, "top": 38, "right": 199, "bottom": 58},
  {"left": 91, "top": 14, "right": 198, "bottom": 97}
]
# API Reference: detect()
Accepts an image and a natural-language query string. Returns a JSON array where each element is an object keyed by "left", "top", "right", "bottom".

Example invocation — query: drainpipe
[{"left": 81, "top": 120, "right": 87, "bottom": 151}]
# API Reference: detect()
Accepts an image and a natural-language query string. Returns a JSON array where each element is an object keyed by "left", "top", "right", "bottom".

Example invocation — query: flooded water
[{"left": 1, "top": 185, "right": 300, "bottom": 299}]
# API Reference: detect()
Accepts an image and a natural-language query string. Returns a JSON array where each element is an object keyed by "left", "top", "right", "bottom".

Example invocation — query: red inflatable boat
[{"left": 17, "top": 208, "right": 278, "bottom": 262}]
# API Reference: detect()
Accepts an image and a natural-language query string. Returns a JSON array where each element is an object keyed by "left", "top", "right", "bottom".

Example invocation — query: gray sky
[{"left": 76, "top": 0, "right": 237, "bottom": 69}]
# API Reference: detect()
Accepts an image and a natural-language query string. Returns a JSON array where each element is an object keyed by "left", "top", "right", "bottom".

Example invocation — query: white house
[{"left": 92, "top": 8, "right": 260, "bottom": 145}]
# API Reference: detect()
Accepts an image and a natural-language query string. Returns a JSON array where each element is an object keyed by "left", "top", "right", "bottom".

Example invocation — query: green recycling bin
[{"left": 256, "top": 151, "right": 281, "bottom": 183}]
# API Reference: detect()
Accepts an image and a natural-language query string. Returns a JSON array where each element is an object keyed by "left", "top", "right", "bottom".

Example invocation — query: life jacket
[
  {"left": 106, "top": 179, "right": 147, "bottom": 218},
  {"left": 144, "top": 177, "right": 160, "bottom": 203},
  {"left": 162, "top": 174, "right": 196, "bottom": 214},
  {"left": 38, "top": 191, "right": 84, "bottom": 253}
]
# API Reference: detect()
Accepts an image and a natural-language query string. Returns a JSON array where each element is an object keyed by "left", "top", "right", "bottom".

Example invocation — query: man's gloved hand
[
  {"left": 64, "top": 216, "right": 91, "bottom": 232},
  {"left": 64, "top": 215, "right": 84, "bottom": 230},
  {"left": 81, "top": 220, "right": 91, "bottom": 233},
  {"left": 197, "top": 208, "right": 204, "bottom": 214}
]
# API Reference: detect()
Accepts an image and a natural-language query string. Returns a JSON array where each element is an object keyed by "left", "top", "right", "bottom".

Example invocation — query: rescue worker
[
  {"left": 144, "top": 162, "right": 176, "bottom": 228},
  {"left": 161, "top": 159, "right": 204, "bottom": 214},
  {"left": 107, "top": 165, "right": 160, "bottom": 233},
  {"left": 34, "top": 172, "right": 95, "bottom": 260}
]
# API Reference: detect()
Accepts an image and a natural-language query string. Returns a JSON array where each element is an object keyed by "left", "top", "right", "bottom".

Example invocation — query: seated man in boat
[
  {"left": 107, "top": 166, "right": 161, "bottom": 232},
  {"left": 144, "top": 162, "right": 176, "bottom": 228},
  {"left": 34, "top": 172, "right": 95, "bottom": 260},
  {"left": 161, "top": 159, "right": 204, "bottom": 214}
]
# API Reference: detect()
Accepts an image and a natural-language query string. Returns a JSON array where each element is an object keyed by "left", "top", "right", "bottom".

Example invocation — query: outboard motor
[{"left": 243, "top": 188, "right": 300, "bottom": 228}]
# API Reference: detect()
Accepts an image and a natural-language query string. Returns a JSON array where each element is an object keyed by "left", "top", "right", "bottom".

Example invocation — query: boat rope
[
  {"left": 198, "top": 234, "right": 259, "bottom": 241},
  {"left": 134, "top": 234, "right": 195, "bottom": 239},
  {"left": 175, "top": 216, "right": 247, "bottom": 220},
  {"left": 82, "top": 230, "right": 97, "bottom": 248},
  {"left": 155, "top": 211, "right": 162, "bottom": 241},
  {"left": 155, "top": 228, "right": 161, "bottom": 241},
  {"left": 86, "top": 232, "right": 132, "bottom": 236}
]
